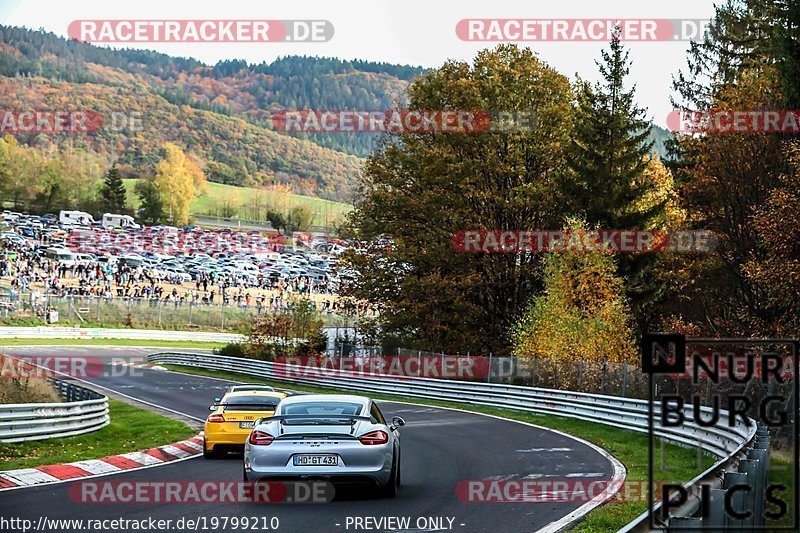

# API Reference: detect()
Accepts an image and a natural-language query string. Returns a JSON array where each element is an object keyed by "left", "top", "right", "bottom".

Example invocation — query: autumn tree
[
  {"left": 658, "top": 0, "right": 800, "bottom": 336},
  {"left": 743, "top": 141, "right": 800, "bottom": 335},
  {"left": 346, "top": 45, "right": 575, "bottom": 354},
  {"left": 668, "top": 68, "right": 790, "bottom": 335},
  {"left": 285, "top": 205, "right": 313, "bottom": 233},
  {"left": 0, "top": 135, "right": 41, "bottom": 208},
  {"left": 512, "top": 220, "right": 637, "bottom": 366},
  {"left": 154, "top": 143, "right": 205, "bottom": 226}
]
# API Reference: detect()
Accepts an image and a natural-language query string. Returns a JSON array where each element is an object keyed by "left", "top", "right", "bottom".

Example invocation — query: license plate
[
  {"left": 239, "top": 422, "right": 255, "bottom": 429},
  {"left": 293, "top": 454, "right": 338, "bottom": 466}
]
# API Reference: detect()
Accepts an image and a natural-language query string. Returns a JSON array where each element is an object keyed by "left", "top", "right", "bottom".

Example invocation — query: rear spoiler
[
  {"left": 254, "top": 414, "right": 372, "bottom": 425},
  {"left": 213, "top": 402, "right": 280, "bottom": 411}
]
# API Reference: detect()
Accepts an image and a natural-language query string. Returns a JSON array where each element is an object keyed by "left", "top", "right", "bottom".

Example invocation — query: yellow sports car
[{"left": 203, "top": 389, "right": 286, "bottom": 458}]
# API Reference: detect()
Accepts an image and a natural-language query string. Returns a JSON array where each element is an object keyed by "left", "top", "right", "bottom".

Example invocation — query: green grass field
[
  {"left": 0, "top": 398, "right": 196, "bottom": 470},
  {"left": 123, "top": 179, "right": 352, "bottom": 227}
]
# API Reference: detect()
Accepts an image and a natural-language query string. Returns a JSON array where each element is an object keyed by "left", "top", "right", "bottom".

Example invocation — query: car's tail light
[
  {"left": 358, "top": 430, "right": 388, "bottom": 445},
  {"left": 207, "top": 414, "right": 225, "bottom": 423},
  {"left": 248, "top": 430, "right": 274, "bottom": 446}
]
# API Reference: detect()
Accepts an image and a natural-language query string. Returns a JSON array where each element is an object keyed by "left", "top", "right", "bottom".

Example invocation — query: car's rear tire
[{"left": 378, "top": 451, "right": 400, "bottom": 498}]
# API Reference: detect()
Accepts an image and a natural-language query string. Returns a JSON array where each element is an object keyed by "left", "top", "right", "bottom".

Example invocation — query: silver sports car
[{"left": 243, "top": 394, "right": 405, "bottom": 496}]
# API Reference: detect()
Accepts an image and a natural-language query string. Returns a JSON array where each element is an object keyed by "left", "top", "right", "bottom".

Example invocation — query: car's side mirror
[
  {"left": 390, "top": 416, "right": 406, "bottom": 431},
  {"left": 209, "top": 405, "right": 217, "bottom": 411}
]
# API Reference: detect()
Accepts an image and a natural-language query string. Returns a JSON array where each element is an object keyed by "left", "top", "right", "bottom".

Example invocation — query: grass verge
[
  {"left": 767, "top": 450, "right": 796, "bottom": 528},
  {"left": 0, "top": 338, "right": 226, "bottom": 349},
  {"left": 0, "top": 398, "right": 196, "bottom": 471},
  {"left": 162, "top": 363, "right": 714, "bottom": 531}
]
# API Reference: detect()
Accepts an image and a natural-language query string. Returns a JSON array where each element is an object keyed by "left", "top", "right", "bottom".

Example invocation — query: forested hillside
[{"left": 0, "top": 25, "right": 672, "bottom": 205}]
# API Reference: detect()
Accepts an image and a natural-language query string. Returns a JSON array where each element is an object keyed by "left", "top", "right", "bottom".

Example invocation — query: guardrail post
[
  {"left": 705, "top": 488, "right": 727, "bottom": 528},
  {"left": 750, "top": 428, "right": 771, "bottom": 528},
  {"left": 738, "top": 459, "right": 759, "bottom": 527},
  {"left": 748, "top": 448, "right": 768, "bottom": 526},
  {"left": 724, "top": 471, "right": 748, "bottom": 530}
]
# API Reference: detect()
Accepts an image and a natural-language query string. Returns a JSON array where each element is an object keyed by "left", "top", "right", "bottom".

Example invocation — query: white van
[
  {"left": 102, "top": 213, "right": 140, "bottom": 230},
  {"left": 59, "top": 210, "right": 94, "bottom": 226},
  {"left": 45, "top": 247, "right": 78, "bottom": 268}
]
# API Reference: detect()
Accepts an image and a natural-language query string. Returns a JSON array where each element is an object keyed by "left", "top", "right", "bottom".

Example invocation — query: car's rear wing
[
  {"left": 255, "top": 414, "right": 372, "bottom": 426},
  {"left": 212, "top": 402, "right": 280, "bottom": 411}
]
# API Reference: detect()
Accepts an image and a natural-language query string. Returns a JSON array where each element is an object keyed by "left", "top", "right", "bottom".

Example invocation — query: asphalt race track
[{"left": 0, "top": 346, "right": 619, "bottom": 533}]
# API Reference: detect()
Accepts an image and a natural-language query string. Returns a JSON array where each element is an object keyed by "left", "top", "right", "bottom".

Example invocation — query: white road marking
[
  {"left": 515, "top": 447, "right": 573, "bottom": 452},
  {"left": 523, "top": 472, "right": 606, "bottom": 479}
]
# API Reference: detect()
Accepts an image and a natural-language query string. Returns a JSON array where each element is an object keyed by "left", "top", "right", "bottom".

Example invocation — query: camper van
[
  {"left": 59, "top": 210, "right": 94, "bottom": 227},
  {"left": 45, "top": 247, "right": 78, "bottom": 268},
  {"left": 102, "top": 213, "right": 140, "bottom": 230}
]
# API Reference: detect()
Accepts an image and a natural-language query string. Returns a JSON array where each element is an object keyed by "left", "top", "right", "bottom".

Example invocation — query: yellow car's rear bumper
[{"left": 204, "top": 424, "right": 255, "bottom": 449}]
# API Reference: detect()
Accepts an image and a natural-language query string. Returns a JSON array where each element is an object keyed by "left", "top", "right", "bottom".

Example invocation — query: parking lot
[{"left": 0, "top": 210, "right": 377, "bottom": 323}]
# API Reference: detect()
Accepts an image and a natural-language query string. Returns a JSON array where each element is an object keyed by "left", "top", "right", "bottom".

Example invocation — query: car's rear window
[{"left": 280, "top": 402, "right": 363, "bottom": 424}]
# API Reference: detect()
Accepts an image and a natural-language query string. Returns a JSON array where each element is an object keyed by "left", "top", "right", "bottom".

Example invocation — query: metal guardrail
[
  {"left": 149, "top": 352, "right": 765, "bottom": 530},
  {"left": 0, "top": 380, "right": 109, "bottom": 443}
]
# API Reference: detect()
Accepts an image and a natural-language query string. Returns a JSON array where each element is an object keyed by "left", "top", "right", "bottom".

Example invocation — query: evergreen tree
[
  {"left": 99, "top": 164, "right": 128, "bottom": 214},
  {"left": 566, "top": 26, "right": 665, "bottom": 323},
  {"left": 673, "top": 0, "right": 800, "bottom": 111},
  {"left": 567, "top": 26, "right": 657, "bottom": 228},
  {"left": 134, "top": 178, "right": 164, "bottom": 223}
]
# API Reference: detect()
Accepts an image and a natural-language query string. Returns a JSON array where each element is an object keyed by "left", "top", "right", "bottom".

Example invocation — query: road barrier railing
[
  {"left": 149, "top": 352, "right": 764, "bottom": 529},
  {"left": 0, "top": 380, "right": 109, "bottom": 443}
]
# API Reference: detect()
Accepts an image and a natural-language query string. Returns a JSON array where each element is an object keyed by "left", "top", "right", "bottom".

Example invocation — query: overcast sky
[{"left": 0, "top": 0, "right": 719, "bottom": 128}]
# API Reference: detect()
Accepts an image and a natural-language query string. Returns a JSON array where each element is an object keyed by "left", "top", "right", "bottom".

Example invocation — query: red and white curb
[{"left": 0, "top": 434, "right": 204, "bottom": 491}]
